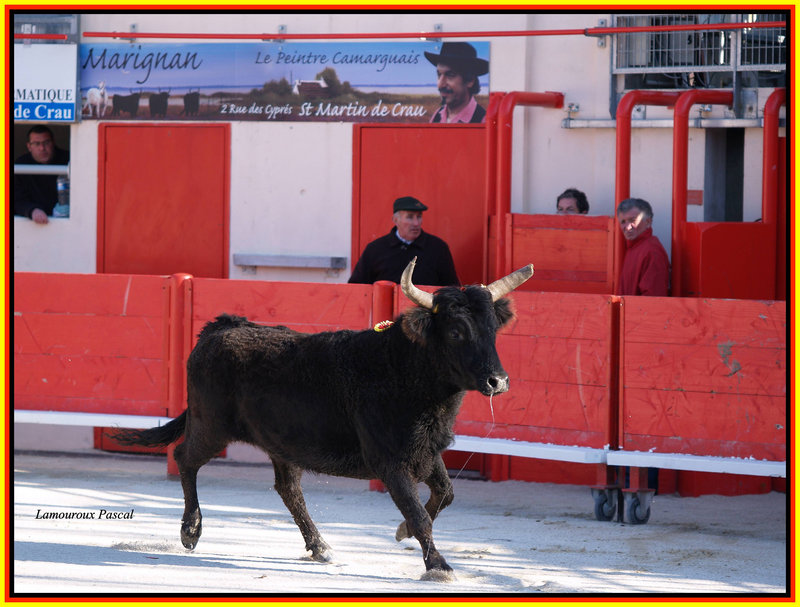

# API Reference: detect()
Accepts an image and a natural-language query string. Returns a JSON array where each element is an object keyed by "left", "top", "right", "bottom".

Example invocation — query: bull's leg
[
  {"left": 396, "top": 455, "right": 454, "bottom": 541},
  {"left": 272, "top": 459, "right": 333, "bottom": 562},
  {"left": 173, "top": 433, "right": 226, "bottom": 551},
  {"left": 384, "top": 472, "right": 453, "bottom": 580}
]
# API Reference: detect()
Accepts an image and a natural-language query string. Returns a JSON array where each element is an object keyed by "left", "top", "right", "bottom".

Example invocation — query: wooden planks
[
  {"left": 620, "top": 297, "right": 786, "bottom": 461},
  {"left": 190, "top": 279, "right": 374, "bottom": 343},
  {"left": 454, "top": 291, "right": 615, "bottom": 449},
  {"left": 509, "top": 214, "right": 615, "bottom": 293},
  {"left": 13, "top": 273, "right": 169, "bottom": 417},
  {"left": 14, "top": 271, "right": 786, "bottom": 482}
]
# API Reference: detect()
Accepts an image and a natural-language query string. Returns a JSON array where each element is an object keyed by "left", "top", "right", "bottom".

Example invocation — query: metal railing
[
  {"left": 13, "top": 164, "right": 69, "bottom": 176},
  {"left": 614, "top": 13, "right": 786, "bottom": 75}
]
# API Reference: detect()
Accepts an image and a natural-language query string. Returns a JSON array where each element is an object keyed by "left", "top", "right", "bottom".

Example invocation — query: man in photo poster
[{"left": 425, "top": 42, "right": 489, "bottom": 124}]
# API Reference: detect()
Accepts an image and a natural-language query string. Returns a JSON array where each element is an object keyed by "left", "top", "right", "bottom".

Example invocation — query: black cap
[{"left": 393, "top": 196, "right": 428, "bottom": 212}]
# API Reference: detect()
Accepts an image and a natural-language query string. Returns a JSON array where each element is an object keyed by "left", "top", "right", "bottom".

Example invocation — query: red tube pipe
[
  {"left": 494, "top": 91, "right": 564, "bottom": 278},
  {"left": 167, "top": 272, "right": 192, "bottom": 476},
  {"left": 615, "top": 91, "right": 682, "bottom": 203},
  {"left": 671, "top": 89, "right": 734, "bottom": 296},
  {"left": 483, "top": 92, "right": 505, "bottom": 284},
  {"left": 80, "top": 21, "right": 785, "bottom": 41},
  {"left": 762, "top": 88, "right": 786, "bottom": 227},
  {"left": 13, "top": 33, "right": 68, "bottom": 40},
  {"left": 763, "top": 88, "right": 786, "bottom": 301},
  {"left": 496, "top": 91, "right": 564, "bottom": 217},
  {"left": 613, "top": 90, "right": 681, "bottom": 294}
]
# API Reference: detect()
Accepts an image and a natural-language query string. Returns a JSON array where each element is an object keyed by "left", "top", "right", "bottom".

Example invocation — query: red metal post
[
  {"left": 762, "top": 88, "right": 786, "bottom": 227},
  {"left": 166, "top": 273, "right": 193, "bottom": 476},
  {"left": 493, "top": 91, "right": 564, "bottom": 279},
  {"left": 671, "top": 89, "right": 734, "bottom": 296},
  {"left": 370, "top": 280, "right": 395, "bottom": 326},
  {"left": 483, "top": 92, "right": 505, "bottom": 284},
  {"left": 763, "top": 88, "right": 787, "bottom": 300},
  {"left": 369, "top": 280, "right": 396, "bottom": 492},
  {"left": 614, "top": 90, "right": 682, "bottom": 295}
]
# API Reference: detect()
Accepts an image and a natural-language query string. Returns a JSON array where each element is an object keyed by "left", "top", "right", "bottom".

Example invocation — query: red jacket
[{"left": 618, "top": 228, "right": 670, "bottom": 296}]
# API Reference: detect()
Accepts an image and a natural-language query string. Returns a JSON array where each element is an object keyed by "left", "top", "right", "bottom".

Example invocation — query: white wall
[
  {"left": 13, "top": 12, "right": 780, "bottom": 276},
  {"left": 228, "top": 121, "right": 353, "bottom": 281}
]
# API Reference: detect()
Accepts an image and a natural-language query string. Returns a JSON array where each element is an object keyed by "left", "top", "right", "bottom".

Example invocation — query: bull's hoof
[
  {"left": 308, "top": 541, "right": 334, "bottom": 563},
  {"left": 395, "top": 521, "right": 412, "bottom": 541},
  {"left": 310, "top": 548, "right": 334, "bottom": 563},
  {"left": 180, "top": 520, "right": 201, "bottom": 550},
  {"left": 420, "top": 568, "right": 457, "bottom": 582}
]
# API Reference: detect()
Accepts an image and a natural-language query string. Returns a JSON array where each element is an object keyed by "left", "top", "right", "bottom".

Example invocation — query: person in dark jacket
[
  {"left": 425, "top": 42, "right": 489, "bottom": 124},
  {"left": 14, "top": 125, "right": 70, "bottom": 224},
  {"left": 348, "top": 196, "right": 459, "bottom": 286}
]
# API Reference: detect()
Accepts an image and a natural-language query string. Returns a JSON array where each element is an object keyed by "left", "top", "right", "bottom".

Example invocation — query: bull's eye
[{"left": 449, "top": 328, "right": 463, "bottom": 342}]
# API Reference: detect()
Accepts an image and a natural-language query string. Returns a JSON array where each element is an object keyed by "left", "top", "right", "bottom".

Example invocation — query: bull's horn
[
  {"left": 486, "top": 264, "right": 535, "bottom": 302},
  {"left": 400, "top": 257, "right": 434, "bottom": 310}
]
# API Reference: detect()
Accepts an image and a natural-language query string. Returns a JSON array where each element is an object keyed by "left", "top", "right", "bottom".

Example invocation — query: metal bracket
[
  {"left": 425, "top": 23, "right": 443, "bottom": 43},
  {"left": 740, "top": 88, "right": 758, "bottom": 119},
  {"left": 272, "top": 24, "right": 287, "bottom": 43},
  {"left": 21, "top": 22, "right": 33, "bottom": 45},
  {"left": 586, "top": 18, "right": 608, "bottom": 48},
  {"left": 566, "top": 102, "right": 580, "bottom": 119}
]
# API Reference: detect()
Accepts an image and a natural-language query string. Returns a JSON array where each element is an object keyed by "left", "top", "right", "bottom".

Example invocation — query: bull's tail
[{"left": 110, "top": 411, "right": 187, "bottom": 447}]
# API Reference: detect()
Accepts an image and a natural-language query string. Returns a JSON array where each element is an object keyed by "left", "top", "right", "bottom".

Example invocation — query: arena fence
[{"left": 14, "top": 272, "right": 786, "bottom": 498}]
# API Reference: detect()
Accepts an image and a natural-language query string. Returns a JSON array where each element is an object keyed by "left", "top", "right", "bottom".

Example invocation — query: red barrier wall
[
  {"left": 190, "top": 278, "right": 374, "bottom": 338},
  {"left": 394, "top": 287, "right": 617, "bottom": 483},
  {"left": 14, "top": 272, "right": 785, "bottom": 495},
  {"left": 680, "top": 222, "right": 777, "bottom": 300},
  {"left": 455, "top": 291, "right": 615, "bottom": 448},
  {"left": 14, "top": 273, "right": 170, "bottom": 417},
  {"left": 457, "top": 291, "right": 617, "bottom": 484},
  {"left": 620, "top": 297, "right": 786, "bottom": 461},
  {"left": 508, "top": 214, "right": 616, "bottom": 294}
]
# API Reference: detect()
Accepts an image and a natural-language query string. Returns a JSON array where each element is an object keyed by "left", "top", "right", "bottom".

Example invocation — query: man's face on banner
[{"left": 435, "top": 63, "right": 473, "bottom": 110}]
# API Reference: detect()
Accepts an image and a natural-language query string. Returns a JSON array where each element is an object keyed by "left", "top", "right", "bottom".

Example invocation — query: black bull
[{"left": 113, "top": 259, "right": 533, "bottom": 580}]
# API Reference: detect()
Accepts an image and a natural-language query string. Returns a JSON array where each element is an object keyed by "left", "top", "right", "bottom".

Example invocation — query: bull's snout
[{"left": 483, "top": 372, "right": 509, "bottom": 396}]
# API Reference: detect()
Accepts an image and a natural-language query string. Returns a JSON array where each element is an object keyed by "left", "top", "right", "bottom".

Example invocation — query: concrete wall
[{"left": 13, "top": 12, "right": 779, "bottom": 278}]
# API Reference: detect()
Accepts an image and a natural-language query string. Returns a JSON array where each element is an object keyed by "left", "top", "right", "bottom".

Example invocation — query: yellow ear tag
[
  {"left": 432, "top": 304, "right": 439, "bottom": 314},
  {"left": 373, "top": 320, "right": 394, "bottom": 332}
]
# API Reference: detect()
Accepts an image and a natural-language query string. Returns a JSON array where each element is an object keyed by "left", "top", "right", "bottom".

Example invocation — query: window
[
  {"left": 613, "top": 13, "right": 786, "bottom": 91},
  {"left": 13, "top": 12, "right": 79, "bottom": 43}
]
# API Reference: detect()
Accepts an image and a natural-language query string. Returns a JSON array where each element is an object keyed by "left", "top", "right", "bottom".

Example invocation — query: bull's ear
[
  {"left": 401, "top": 307, "right": 434, "bottom": 345},
  {"left": 494, "top": 298, "right": 514, "bottom": 329}
]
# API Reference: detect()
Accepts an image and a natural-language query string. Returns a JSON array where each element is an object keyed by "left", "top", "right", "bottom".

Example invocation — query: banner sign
[
  {"left": 14, "top": 44, "right": 79, "bottom": 123},
  {"left": 78, "top": 41, "right": 490, "bottom": 123}
]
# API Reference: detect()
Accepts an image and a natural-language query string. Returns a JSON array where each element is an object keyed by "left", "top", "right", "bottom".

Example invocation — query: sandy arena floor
[{"left": 12, "top": 450, "right": 789, "bottom": 597}]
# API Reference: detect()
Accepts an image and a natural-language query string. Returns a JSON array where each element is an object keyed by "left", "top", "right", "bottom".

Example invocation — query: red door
[
  {"left": 96, "top": 123, "right": 229, "bottom": 454},
  {"left": 98, "top": 123, "right": 230, "bottom": 278},
  {"left": 353, "top": 124, "right": 487, "bottom": 286}
]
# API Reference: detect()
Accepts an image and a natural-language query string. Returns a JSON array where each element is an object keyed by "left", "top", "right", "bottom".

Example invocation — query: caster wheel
[
  {"left": 593, "top": 492, "right": 615, "bottom": 522},
  {"left": 626, "top": 496, "right": 650, "bottom": 524}
]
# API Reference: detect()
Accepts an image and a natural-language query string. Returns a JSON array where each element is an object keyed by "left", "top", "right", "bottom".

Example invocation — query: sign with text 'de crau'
[{"left": 14, "top": 43, "right": 79, "bottom": 123}]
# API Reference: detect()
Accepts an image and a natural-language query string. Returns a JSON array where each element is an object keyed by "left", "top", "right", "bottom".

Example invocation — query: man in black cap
[
  {"left": 424, "top": 42, "right": 489, "bottom": 124},
  {"left": 348, "top": 196, "right": 459, "bottom": 285}
]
